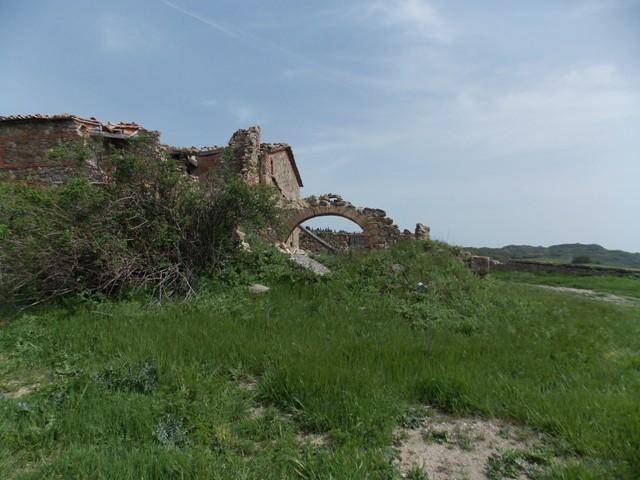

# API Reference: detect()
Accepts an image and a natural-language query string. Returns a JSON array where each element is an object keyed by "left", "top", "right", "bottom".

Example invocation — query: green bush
[
  {"left": 571, "top": 255, "right": 592, "bottom": 264},
  {"left": 0, "top": 148, "right": 280, "bottom": 305}
]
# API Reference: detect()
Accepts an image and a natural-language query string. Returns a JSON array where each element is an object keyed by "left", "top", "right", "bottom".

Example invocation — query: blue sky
[{"left": 1, "top": 0, "right": 639, "bottom": 250}]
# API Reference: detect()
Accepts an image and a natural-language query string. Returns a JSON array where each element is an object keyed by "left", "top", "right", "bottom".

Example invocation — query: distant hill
[{"left": 465, "top": 243, "right": 640, "bottom": 269}]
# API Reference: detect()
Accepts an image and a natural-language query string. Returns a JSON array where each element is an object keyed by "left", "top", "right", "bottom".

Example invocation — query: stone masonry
[
  {"left": 285, "top": 194, "right": 403, "bottom": 250},
  {"left": 299, "top": 228, "right": 366, "bottom": 253},
  {"left": 0, "top": 114, "right": 430, "bottom": 252},
  {"left": 0, "top": 114, "right": 157, "bottom": 185}
]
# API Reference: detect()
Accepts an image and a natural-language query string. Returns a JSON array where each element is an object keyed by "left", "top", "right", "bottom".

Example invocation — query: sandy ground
[
  {"left": 394, "top": 409, "right": 547, "bottom": 480},
  {"left": 536, "top": 285, "right": 640, "bottom": 307}
]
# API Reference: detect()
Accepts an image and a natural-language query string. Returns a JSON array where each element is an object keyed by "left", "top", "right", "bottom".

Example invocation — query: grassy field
[
  {"left": 1, "top": 242, "right": 639, "bottom": 479},
  {"left": 491, "top": 270, "right": 640, "bottom": 299}
]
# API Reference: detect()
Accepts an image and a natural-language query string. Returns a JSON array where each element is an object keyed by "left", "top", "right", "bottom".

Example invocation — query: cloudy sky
[{"left": 1, "top": 0, "right": 639, "bottom": 250}]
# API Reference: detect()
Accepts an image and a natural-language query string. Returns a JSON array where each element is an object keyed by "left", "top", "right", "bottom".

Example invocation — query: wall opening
[{"left": 296, "top": 216, "right": 366, "bottom": 253}]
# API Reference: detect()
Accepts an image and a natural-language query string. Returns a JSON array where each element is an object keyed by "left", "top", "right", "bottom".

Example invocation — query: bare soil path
[{"left": 535, "top": 285, "right": 640, "bottom": 307}]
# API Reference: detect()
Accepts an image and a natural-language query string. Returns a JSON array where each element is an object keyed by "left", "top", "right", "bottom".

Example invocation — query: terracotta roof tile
[{"left": 0, "top": 113, "right": 142, "bottom": 138}]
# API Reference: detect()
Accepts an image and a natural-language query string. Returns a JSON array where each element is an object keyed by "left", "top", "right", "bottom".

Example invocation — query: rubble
[{"left": 248, "top": 284, "right": 270, "bottom": 295}]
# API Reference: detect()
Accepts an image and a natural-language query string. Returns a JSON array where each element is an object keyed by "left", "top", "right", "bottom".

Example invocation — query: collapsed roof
[{"left": 0, "top": 114, "right": 143, "bottom": 139}]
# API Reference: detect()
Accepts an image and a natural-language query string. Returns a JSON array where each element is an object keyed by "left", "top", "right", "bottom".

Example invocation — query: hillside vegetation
[
  {"left": 2, "top": 241, "right": 639, "bottom": 479},
  {"left": 466, "top": 243, "right": 640, "bottom": 269}
]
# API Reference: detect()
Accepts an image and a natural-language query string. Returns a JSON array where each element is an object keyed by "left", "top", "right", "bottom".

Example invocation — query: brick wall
[
  {"left": 0, "top": 119, "right": 162, "bottom": 185},
  {"left": 0, "top": 119, "right": 81, "bottom": 184}
]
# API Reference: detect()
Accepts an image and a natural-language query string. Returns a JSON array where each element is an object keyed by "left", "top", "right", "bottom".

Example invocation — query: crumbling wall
[
  {"left": 228, "top": 126, "right": 262, "bottom": 185},
  {"left": 0, "top": 119, "right": 81, "bottom": 184},
  {"left": 0, "top": 116, "right": 161, "bottom": 185},
  {"left": 299, "top": 229, "right": 366, "bottom": 252},
  {"left": 263, "top": 149, "right": 300, "bottom": 201},
  {"left": 285, "top": 194, "right": 403, "bottom": 250},
  {"left": 493, "top": 260, "right": 640, "bottom": 278}
]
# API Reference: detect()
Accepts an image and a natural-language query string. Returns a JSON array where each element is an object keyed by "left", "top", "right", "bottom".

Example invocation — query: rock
[
  {"left": 391, "top": 263, "right": 406, "bottom": 274},
  {"left": 233, "top": 228, "right": 251, "bottom": 252},
  {"left": 415, "top": 282, "right": 428, "bottom": 293},
  {"left": 415, "top": 223, "right": 430, "bottom": 240},
  {"left": 276, "top": 242, "right": 291, "bottom": 254},
  {"left": 248, "top": 284, "right": 270, "bottom": 295},
  {"left": 290, "top": 252, "right": 330, "bottom": 276},
  {"left": 466, "top": 255, "right": 490, "bottom": 276}
]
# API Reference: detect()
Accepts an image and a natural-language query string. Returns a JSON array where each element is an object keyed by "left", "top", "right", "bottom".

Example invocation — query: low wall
[
  {"left": 493, "top": 260, "right": 640, "bottom": 278},
  {"left": 300, "top": 229, "right": 366, "bottom": 253}
]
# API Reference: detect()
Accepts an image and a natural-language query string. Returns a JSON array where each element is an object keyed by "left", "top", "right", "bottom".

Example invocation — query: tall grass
[{"left": 1, "top": 242, "right": 639, "bottom": 479}]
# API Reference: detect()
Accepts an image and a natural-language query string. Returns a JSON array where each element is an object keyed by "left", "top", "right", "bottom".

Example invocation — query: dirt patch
[
  {"left": 394, "top": 410, "right": 550, "bottom": 479},
  {"left": 236, "top": 376, "right": 258, "bottom": 392},
  {"left": 1, "top": 380, "right": 41, "bottom": 399},
  {"left": 248, "top": 405, "right": 266, "bottom": 419},
  {"left": 536, "top": 285, "right": 640, "bottom": 307},
  {"left": 296, "top": 431, "right": 330, "bottom": 447}
]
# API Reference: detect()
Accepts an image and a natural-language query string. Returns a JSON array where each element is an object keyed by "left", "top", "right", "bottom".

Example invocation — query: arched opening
[
  {"left": 281, "top": 195, "right": 399, "bottom": 252},
  {"left": 296, "top": 216, "right": 365, "bottom": 253},
  {"left": 285, "top": 207, "right": 375, "bottom": 252}
]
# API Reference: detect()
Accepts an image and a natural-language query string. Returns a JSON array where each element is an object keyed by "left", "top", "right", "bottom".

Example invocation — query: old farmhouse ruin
[{"left": 0, "top": 114, "right": 430, "bottom": 252}]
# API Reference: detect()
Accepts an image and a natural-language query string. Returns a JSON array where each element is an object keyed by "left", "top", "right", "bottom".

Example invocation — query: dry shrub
[{"left": 0, "top": 148, "right": 280, "bottom": 305}]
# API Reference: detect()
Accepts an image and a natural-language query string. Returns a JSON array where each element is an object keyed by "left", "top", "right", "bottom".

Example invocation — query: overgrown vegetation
[
  {"left": 1, "top": 146, "right": 639, "bottom": 478},
  {"left": 0, "top": 145, "right": 280, "bottom": 306},
  {"left": 1, "top": 241, "right": 639, "bottom": 478}
]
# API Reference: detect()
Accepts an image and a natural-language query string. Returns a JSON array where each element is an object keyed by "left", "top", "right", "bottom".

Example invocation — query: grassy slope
[
  {"left": 1, "top": 242, "right": 639, "bottom": 479},
  {"left": 492, "top": 270, "right": 640, "bottom": 299},
  {"left": 466, "top": 243, "right": 640, "bottom": 269}
]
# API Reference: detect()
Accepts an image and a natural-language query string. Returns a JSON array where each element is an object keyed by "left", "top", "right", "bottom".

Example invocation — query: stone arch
[{"left": 284, "top": 194, "right": 402, "bottom": 250}]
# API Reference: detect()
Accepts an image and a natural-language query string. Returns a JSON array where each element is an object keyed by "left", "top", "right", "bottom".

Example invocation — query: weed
[
  {"left": 94, "top": 359, "right": 159, "bottom": 394},
  {"left": 485, "top": 449, "right": 550, "bottom": 479},
  {"left": 399, "top": 405, "right": 430, "bottom": 429},
  {"left": 422, "top": 429, "right": 449, "bottom": 444},
  {"left": 456, "top": 431, "right": 474, "bottom": 451},
  {"left": 153, "top": 414, "right": 191, "bottom": 448},
  {"left": 406, "top": 464, "right": 430, "bottom": 480}
]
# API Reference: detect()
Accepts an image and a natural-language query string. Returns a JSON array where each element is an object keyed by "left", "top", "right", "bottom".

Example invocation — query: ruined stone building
[
  {"left": 0, "top": 114, "right": 150, "bottom": 184},
  {"left": 0, "top": 114, "right": 427, "bottom": 251}
]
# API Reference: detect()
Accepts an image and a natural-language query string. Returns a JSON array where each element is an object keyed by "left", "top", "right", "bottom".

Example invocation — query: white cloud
[
  {"left": 98, "top": 12, "right": 159, "bottom": 52},
  {"left": 296, "top": 62, "right": 640, "bottom": 192},
  {"left": 231, "top": 105, "right": 256, "bottom": 122},
  {"left": 571, "top": 0, "right": 639, "bottom": 17},
  {"left": 100, "top": 13, "right": 133, "bottom": 51},
  {"left": 560, "top": 64, "right": 622, "bottom": 89},
  {"left": 364, "top": 0, "right": 452, "bottom": 42},
  {"left": 161, "top": 0, "right": 241, "bottom": 39}
]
